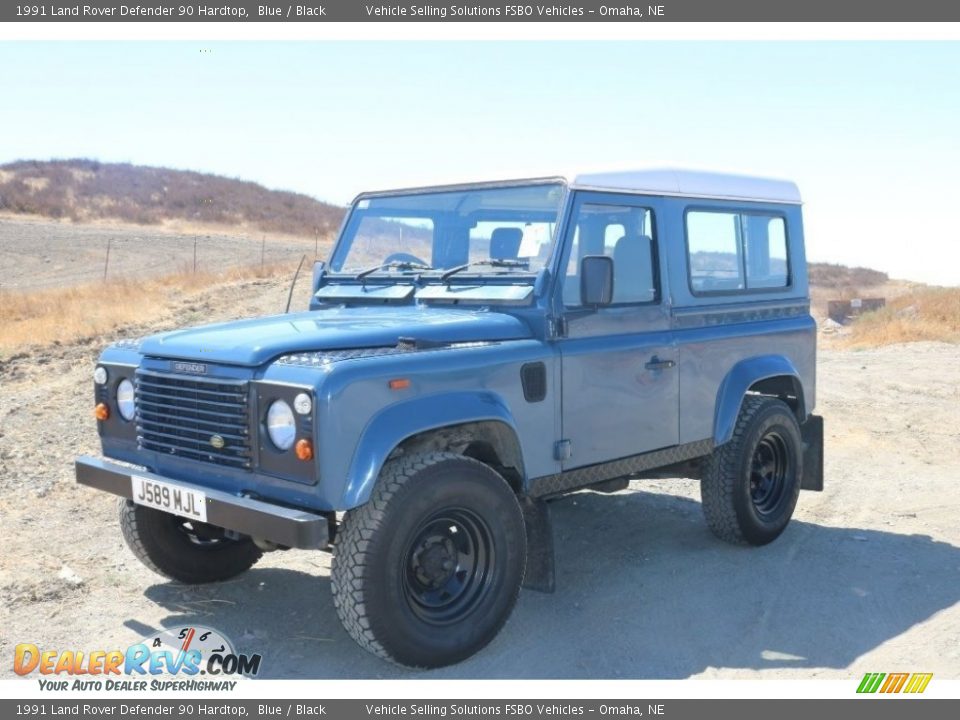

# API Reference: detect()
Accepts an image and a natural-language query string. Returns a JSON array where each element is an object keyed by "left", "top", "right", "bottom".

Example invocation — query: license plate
[{"left": 131, "top": 475, "right": 207, "bottom": 523}]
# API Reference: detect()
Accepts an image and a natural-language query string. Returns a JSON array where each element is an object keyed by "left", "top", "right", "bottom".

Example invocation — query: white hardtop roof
[
  {"left": 357, "top": 168, "right": 801, "bottom": 205},
  {"left": 569, "top": 168, "right": 801, "bottom": 204}
]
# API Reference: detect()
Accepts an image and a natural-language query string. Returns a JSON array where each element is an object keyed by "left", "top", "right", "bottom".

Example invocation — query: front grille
[{"left": 135, "top": 370, "right": 252, "bottom": 469}]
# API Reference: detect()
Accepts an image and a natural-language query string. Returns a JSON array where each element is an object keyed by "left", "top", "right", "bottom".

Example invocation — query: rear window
[{"left": 686, "top": 210, "right": 789, "bottom": 294}]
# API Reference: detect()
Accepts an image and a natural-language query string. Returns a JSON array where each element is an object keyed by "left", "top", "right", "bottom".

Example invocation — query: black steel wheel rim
[
  {"left": 171, "top": 516, "right": 228, "bottom": 549},
  {"left": 750, "top": 430, "right": 792, "bottom": 517},
  {"left": 401, "top": 508, "right": 495, "bottom": 625}
]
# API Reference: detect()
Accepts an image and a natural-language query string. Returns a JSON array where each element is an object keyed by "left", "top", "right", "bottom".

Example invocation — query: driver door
[{"left": 557, "top": 193, "right": 679, "bottom": 469}]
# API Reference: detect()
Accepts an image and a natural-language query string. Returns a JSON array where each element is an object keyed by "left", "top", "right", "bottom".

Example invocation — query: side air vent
[{"left": 521, "top": 362, "right": 547, "bottom": 403}]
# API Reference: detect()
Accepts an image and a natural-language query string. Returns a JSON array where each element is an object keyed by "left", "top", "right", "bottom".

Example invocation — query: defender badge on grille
[
  {"left": 209, "top": 435, "right": 226, "bottom": 449},
  {"left": 172, "top": 361, "right": 208, "bottom": 375}
]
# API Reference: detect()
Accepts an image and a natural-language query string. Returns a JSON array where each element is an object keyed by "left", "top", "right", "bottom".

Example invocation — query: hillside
[
  {"left": 808, "top": 261, "right": 889, "bottom": 289},
  {"left": 0, "top": 159, "right": 343, "bottom": 238}
]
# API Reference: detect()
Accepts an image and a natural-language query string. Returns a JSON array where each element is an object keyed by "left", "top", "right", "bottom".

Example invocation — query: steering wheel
[{"left": 383, "top": 252, "right": 428, "bottom": 266}]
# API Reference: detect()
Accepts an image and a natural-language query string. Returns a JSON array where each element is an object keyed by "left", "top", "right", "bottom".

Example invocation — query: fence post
[
  {"left": 314, "top": 226, "right": 319, "bottom": 260},
  {"left": 103, "top": 239, "right": 112, "bottom": 281},
  {"left": 193, "top": 236, "right": 198, "bottom": 273}
]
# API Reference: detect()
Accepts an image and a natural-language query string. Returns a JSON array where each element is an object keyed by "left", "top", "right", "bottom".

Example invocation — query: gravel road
[{"left": 1, "top": 276, "right": 958, "bottom": 679}]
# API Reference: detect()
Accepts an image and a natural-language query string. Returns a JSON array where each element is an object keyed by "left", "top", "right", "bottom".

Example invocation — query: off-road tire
[
  {"left": 119, "top": 499, "right": 262, "bottom": 584},
  {"left": 701, "top": 396, "right": 803, "bottom": 546},
  {"left": 331, "top": 452, "right": 526, "bottom": 668}
]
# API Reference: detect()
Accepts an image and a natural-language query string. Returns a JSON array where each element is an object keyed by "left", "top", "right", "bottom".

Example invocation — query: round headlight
[
  {"left": 94, "top": 367, "right": 108, "bottom": 385},
  {"left": 266, "top": 400, "right": 296, "bottom": 450},
  {"left": 293, "top": 392, "right": 312, "bottom": 415},
  {"left": 116, "top": 379, "right": 136, "bottom": 421}
]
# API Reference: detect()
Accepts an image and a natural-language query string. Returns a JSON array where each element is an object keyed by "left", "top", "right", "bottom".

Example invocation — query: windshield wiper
[
  {"left": 439, "top": 258, "right": 530, "bottom": 282},
  {"left": 355, "top": 260, "right": 433, "bottom": 281}
]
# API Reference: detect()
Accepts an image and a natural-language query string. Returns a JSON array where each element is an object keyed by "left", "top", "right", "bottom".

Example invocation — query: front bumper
[{"left": 75, "top": 456, "right": 330, "bottom": 549}]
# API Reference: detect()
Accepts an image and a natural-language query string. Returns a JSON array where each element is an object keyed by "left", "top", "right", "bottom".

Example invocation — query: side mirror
[
  {"left": 312, "top": 260, "right": 326, "bottom": 293},
  {"left": 580, "top": 255, "right": 614, "bottom": 307}
]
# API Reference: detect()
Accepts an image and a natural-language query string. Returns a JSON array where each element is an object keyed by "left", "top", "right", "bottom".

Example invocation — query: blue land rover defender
[{"left": 76, "top": 169, "right": 824, "bottom": 668}]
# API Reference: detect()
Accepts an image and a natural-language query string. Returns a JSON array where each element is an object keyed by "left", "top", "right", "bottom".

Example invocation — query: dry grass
[
  {"left": 837, "top": 287, "right": 960, "bottom": 348},
  {"left": 0, "top": 264, "right": 288, "bottom": 356},
  {"left": 807, "top": 261, "right": 904, "bottom": 322},
  {"left": 809, "top": 280, "right": 922, "bottom": 323}
]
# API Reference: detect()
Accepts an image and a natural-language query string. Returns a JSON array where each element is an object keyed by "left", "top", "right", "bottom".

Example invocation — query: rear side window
[{"left": 686, "top": 210, "right": 789, "bottom": 294}]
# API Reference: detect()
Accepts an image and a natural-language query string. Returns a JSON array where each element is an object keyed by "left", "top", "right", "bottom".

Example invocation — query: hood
[{"left": 138, "top": 305, "right": 533, "bottom": 367}]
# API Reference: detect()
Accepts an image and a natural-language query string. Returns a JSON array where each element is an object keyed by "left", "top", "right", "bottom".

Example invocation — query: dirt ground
[
  {"left": 0, "top": 215, "right": 321, "bottom": 291},
  {"left": 1, "top": 275, "right": 958, "bottom": 680}
]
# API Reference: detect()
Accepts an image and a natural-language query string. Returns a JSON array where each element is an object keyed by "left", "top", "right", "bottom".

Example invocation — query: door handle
[{"left": 645, "top": 357, "right": 676, "bottom": 371}]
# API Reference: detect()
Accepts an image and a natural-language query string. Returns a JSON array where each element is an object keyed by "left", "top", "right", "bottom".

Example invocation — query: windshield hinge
[{"left": 551, "top": 316, "right": 569, "bottom": 338}]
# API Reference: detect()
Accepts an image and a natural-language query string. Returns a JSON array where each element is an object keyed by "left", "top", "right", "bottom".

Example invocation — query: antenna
[{"left": 285, "top": 254, "right": 307, "bottom": 314}]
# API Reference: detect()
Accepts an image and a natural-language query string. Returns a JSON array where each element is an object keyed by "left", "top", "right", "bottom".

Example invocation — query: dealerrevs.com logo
[
  {"left": 14, "top": 626, "right": 262, "bottom": 691},
  {"left": 856, "top": 672, "right": 933, "bottom": 694}
]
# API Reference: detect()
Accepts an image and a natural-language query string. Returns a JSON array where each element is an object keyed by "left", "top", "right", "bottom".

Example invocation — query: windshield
[{"left": 329, "top": 182, "right": 566, "bottom": 278}]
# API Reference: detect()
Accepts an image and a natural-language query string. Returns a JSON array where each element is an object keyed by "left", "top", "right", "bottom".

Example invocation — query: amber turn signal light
[
  {"left": 388, "top": 378, "right": 411, "bottom": 390},
  {"left": 94, "top": 403, "right": 110, "bottom": 421},
  {"left": 295, "top": 438, "right": 313, "bottom": 461}
]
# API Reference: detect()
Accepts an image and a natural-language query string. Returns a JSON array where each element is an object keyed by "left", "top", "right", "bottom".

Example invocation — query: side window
[
  {"left": 686, "top": 211, "right": 743, "bottom": 292},
  {"left": 564, "top": 203, "right": 657, "bottom": 306},
  {"left": 686, "top": 210, "right": 789, "bottom": 294},
  {"left": 745, "top": 216, "right": 788, "bottom": 288}
]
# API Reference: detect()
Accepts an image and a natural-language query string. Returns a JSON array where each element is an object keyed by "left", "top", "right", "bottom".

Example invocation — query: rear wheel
[
  {"left": 119, "top": 499, "right": 262, "bottom": 584},
  {"left": 331, "top": 452, "right": 526, "bottom": 668},
  {"left": 700, "top": 396, "right": 803, "bottom": 546}
]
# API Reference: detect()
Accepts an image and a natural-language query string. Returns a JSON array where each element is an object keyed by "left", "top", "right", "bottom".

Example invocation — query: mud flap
[
  {"left": 801, "top": 414, "right": 824, "bottom": 491},
  {"left": 518, "top": 495, "right": 555, "bottom": 593}
]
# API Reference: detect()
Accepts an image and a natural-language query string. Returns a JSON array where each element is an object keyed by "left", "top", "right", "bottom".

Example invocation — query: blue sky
[{"left": 1, "top": 41, "right": 958, "bottom": 284}]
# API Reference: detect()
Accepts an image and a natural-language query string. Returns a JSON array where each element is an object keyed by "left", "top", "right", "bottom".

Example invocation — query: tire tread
[
  {"left": 701, "top": 395, "right": 788, "bottom": 545},
  {"left": 119, "top": 499, "right": 262, "bottom": 584},
  {"left": 331, "top": 451, "right": 518, "bottom": 666}
]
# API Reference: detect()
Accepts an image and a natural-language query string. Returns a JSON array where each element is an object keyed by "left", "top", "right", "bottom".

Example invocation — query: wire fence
[{"left": 0, "top": 219, "right": 330, "bottom": 293}]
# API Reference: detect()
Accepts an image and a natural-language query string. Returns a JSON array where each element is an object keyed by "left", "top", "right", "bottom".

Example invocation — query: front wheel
[
  {"left": 331, "top": 452, "right": 526, "bottom": 668},
  {"left": 700, "top": 396, "right": 803, "bottom": 546}
]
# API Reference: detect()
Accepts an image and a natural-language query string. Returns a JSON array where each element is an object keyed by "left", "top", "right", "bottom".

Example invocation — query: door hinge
[
  {"left": 554, "top": 439, "right": 572, "bottom": 461},
  {"left": 550, "top": 316, "right": 569, "bottom": 338}
]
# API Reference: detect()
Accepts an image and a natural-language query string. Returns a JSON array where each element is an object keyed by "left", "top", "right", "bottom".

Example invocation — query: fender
[
  {"left": 713, "top": 355, "right": 805, "bottom": 446},
  {"left": 340, "top": 391, "right": 522, "bottom": 508}
]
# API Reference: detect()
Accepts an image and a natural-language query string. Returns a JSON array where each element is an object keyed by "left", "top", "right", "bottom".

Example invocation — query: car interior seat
[
  {"left": 489, "top": 227, "right": 523, "bottom": 260},
  {"left": 612, "top": 234, "right": 655, "bottom": 303}
]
